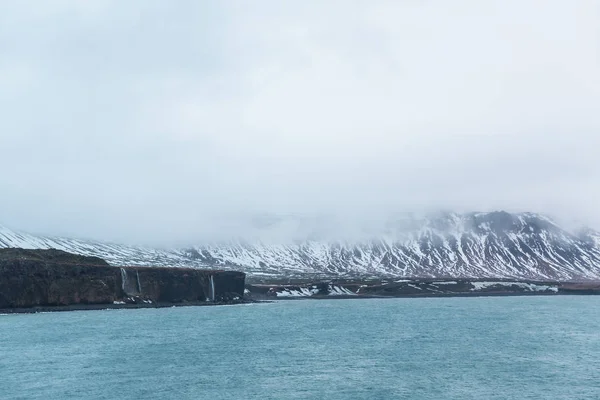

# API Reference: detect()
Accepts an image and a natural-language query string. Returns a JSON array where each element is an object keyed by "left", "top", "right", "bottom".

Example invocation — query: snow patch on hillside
[{"left": 471, "top": 281, "right": 559, "bottom": 292}]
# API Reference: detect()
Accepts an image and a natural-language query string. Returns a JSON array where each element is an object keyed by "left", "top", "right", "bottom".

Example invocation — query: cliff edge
[{"left": 0, "top": 248, "right": 245, "bottom": 310}]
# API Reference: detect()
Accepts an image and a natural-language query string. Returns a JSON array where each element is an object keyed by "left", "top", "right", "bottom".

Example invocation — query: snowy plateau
[{"left": 1, "top": 211, "right": 600, "bottom": 281}]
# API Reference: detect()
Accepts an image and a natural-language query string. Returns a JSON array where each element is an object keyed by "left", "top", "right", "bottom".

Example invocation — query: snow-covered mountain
[
  {"left": 0, "top": 225, "right": 194, "bottom": 268},
  {"left": 2, "top": 211, "right": 600, "bottom": 280}
]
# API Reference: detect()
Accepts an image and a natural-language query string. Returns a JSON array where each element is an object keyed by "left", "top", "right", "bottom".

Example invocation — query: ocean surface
[{"left": 1, "top": 297, "right": 600, "bottom": 399}]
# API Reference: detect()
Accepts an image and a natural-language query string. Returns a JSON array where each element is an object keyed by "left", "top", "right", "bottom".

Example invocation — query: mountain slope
[
  {"left": 0, "top": 225, "right": 198, "bottom": 268},
  {"left": 186, "top": 212, "right": 600, "bottom": 280},
  {"left": 2, "top": 211, "right": 600, "bottom": 280}
]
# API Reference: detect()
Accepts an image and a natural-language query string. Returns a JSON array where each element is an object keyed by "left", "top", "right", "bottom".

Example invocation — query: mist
[{"left": 0, "top": 1, "right": 599, "bottom": 245}]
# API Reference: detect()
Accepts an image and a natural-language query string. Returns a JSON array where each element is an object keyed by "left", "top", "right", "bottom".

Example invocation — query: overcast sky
[{"left": 0, "top": 0, "right": 599, "bottom": 244}]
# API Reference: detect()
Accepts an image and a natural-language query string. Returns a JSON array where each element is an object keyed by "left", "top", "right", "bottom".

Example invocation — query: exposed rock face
[
  {"left": 123, "top": 267, "right": 245, "bottom": 303},
  {"left": 0, "top": 248, "right": 245, "bottom": 309}
]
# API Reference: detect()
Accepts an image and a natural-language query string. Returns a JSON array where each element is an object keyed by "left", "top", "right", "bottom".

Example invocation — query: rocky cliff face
[
  {"left": 121, "top": 267, "right": 245, "bottom": 303},
  {"left": 0, "top": 248, "right": 245, "bottom": 310}
]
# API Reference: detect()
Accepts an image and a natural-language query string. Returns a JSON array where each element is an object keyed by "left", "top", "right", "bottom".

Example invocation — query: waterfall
[
  {"left": 136, "top": 270, "right": 142, "bottom": 294},
  {"left": 120, "top": 267, "right": 141, "bottom": 296},
  {"left": 120, "top": 268, "right": 127, "bottom": 292},
  {"left": 209, "top": 275, "right": 216, "bottom": 302}
]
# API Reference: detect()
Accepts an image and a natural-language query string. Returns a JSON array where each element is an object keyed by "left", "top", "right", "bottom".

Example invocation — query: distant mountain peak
[{"left": 1, "top": 211, "right": 599, "bottom": 280}]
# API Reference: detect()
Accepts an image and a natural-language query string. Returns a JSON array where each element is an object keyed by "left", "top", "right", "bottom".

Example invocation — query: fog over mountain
[
  {"left": 1, "top": 1, "right": 599, "bottom": 244},
  {"left": 2, "top": 211, "right": 600, "bottom": 280}
]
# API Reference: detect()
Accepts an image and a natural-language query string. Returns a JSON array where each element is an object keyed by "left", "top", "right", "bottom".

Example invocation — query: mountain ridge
[{"left": 1, "top": 211, "right": 599, "bottom": 280}]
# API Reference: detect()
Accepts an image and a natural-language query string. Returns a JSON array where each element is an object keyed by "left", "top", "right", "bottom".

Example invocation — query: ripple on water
[{"left": 1, "top": 296, "right": 600, "bottom": 400}]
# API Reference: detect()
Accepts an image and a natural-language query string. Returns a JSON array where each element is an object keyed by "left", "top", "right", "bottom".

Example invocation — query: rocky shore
[{"left": 245, "top": 278, "right": 600, "bottom": 300}]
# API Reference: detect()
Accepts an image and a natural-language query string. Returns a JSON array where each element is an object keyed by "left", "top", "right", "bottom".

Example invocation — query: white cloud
[{"left": 0, "top": 0, "right": 599, "bottom": 243}]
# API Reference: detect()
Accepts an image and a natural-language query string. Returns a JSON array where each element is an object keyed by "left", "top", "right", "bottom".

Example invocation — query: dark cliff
[{"left": 0, "top": 248, "right": 245, "bottom": 310}]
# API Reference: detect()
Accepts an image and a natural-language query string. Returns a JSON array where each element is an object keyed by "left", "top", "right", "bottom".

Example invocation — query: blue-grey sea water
[{"left": 1, "top": 296, "right": 600, "bottom": 399}]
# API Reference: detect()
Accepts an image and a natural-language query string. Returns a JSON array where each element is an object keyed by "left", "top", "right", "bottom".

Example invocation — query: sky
[{"left": 0, "top": 0, "right": 599, "bottom": 244}]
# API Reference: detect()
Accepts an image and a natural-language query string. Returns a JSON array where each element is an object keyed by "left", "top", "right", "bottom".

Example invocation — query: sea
[{"left": 1, "top": 296, "right": 599, "bottom": 399}]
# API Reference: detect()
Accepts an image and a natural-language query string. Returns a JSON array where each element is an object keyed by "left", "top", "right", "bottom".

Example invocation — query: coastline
[
  {"left": 245, "top": 278, "right": 600, "bottom": 301},
  {"left": 3, "top": 289, "right": 600, "bottom": 315},
  {"left": 2, "top": 248, "right": 599, "bottom": 314},
  {"left": 0, "top": 299, "right": 258, "bottom": 314},
  {"left": 266, "top": 291, "right": 600, "bottom": 301},
  {"left": 3, "top": 285, "right": 600, "bottom": 314}
]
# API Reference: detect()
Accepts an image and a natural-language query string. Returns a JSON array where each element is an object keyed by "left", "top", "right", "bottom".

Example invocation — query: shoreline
[
  {"left": 247, "top": 278, "right": 600, "bottom": 300},
  {"left": 4, "top": 290, "right": 600, "bottom": 315},
  {"left": 266, "top": 291, "right": 600, "bottom": 301},
  {"left": 0, "top": 299, "right": 258, "bottom": 314}
]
